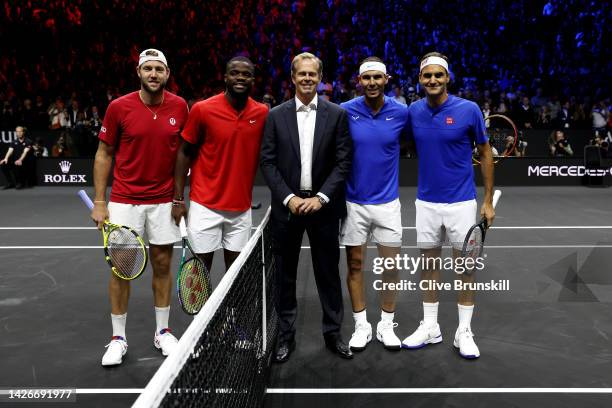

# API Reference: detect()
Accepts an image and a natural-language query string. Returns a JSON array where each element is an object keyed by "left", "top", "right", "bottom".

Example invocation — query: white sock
[
  {"left": 423, "top": 302, "right": 439, "bottom": 326},
  {"left": 458, "top": 304, "right": 474, "bottom": 330},
  {"left": 353, "top": 309, "right": 368, "bottom": 325},
  {"left": 380, "top": 310, "right": 394, "bottom": 322},
  {"left": 155, "top": 306, "right": 170, "bottom": 333},
  {"left": 111, "top": 313, "right": 127, "bottom": 340}
]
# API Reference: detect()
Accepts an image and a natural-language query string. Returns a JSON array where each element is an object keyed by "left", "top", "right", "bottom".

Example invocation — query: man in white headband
[
  {"left": 340, "top": 57, "right": 409, "bottom": 352},
  {"left": 91, "top": 48, "right": 188, "bottom": 366},
  {"left": 401, "top": 52, "right": 495, "bottom": 359}
]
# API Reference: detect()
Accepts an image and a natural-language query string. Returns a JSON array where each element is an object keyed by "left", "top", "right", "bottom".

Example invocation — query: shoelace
[
  {"left": 458, "top": 328, "right": 474, "bottom": 339},
  {"left": 418, "top": 321, "right": 438, "bottom": 330},
  {"left": 379, "top": 321, "right": 398, "bottom": 331},
  {"left": 105, "top": 339, "right": 126, "bottom": 349},
  {"left": 353, "top": 322, "right": 370, "bottom": 334}
]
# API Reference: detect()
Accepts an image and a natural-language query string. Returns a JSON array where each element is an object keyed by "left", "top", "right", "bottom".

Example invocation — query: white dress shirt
[
  {"left": 283, "top": 96, "right": 329, "bottom": 206},
  {"left": 296, "top": 96, "right": 317, "bottom": 190}
]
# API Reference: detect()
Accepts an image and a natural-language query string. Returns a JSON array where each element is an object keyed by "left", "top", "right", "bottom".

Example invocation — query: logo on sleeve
[
  {"left": 169, "top": 118, "right": 176, "bottom": 126},
  {"left": 100, "top": 126, "right": 107, "bottom": 133},
  {"left": 249, "top": 119, "right": 257, "bottom": 124},
  {"left": 445, "top": 116, "right": 454, "bottom": 125},
  {"left": 351, "top": 115, "right": 360, "bottom": 121}
]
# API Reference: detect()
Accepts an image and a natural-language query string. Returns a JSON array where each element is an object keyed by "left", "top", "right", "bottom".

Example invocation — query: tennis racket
[
  {"left": 460, "top": 189, "right": 502, "bottom": 275},
  {"left": 177, "top": 217, "right": 211, "bottom": 315},
  {"left": 473, "top": 114, "right": 518, "bottom": 164},
  {"left": 78, "top": 189, "right": 148, "bottom": 280}
]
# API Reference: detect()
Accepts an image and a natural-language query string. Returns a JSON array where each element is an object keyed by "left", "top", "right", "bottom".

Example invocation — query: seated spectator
[
  {"left": 318, "top": 82, "right": 333, "bottom": 101},
  {"left": 501, "top": 136, "right": 514, "bottom": 157},
  {"left": 405, "top": 86, "right": 419, "bottom": 105},
  {"left": 591, "top": 100, "right": 609, "bottom": 137},
  {"left": 482, "top": 101, "right": 492, "bottom": 126},
  {"left": 262, "top": 93, "right": 276, "bottom": 109},
  {"left": 51, "top": 135, "right": 72, "bottom": 157},
  {"left": 536, "top": 105, "right": 553, "bottom": 128},
  {"left": 391, "top": 85, "right": 407, "bottom": 105},
  {"left": 0, "top": 126, "right": 34, "bottom": 189},
  {"left": 502, "top": 135, "right": 528, "bottom": 157},
  {"left": 514, "top": 96, "right": 535, "bottom": 129},
  {"left": 48, "top": 99, "right": 69, "bottom": 130},
  {"left": 31, "top": 137, "right": 49, "bottom": 157},
  {"left": 590, "top": 135, "right": 610, "bottom": 159},
  {"left": 549, "top": 130, "right": 573, "bottom": 157},
  {"left": 556, "top": 101, "right": 572, "bottom": 129}
]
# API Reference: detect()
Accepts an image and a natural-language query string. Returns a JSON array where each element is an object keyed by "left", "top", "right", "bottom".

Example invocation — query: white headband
[
  {"left": 138, "top": 48, "right": 168, "bottom": 67},
  {"left": 420, "top": 56, "right": 448, "bottom": 72},
  {"left": 359, "top": 61, "right": 387, "bottom": 75}
]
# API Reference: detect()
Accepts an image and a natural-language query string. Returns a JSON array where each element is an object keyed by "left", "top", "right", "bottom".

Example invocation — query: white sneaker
[
  {"left": 349, "top": 321, "right": 372, "bottom": 351},
  {"left": 453, "top": 327, "right": 480, "bottom": 359},
  {"left": 154, "top": 328, "right": 178, "bottom": 356},
  {"left": 101, "top": 336, "right": 127, "bottom": 366},
  {"left": 401, "top": 321, "right": 442, "bottom": 349},
  {"left": 376, "top": 320, "right": 401, "bottom": 350}
]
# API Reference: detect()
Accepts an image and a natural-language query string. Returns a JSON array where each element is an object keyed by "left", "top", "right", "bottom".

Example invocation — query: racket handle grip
[
  {"left": 492, "top": 189, "right": 502, "bottom": 209},
  {"left": 179, "top": 217, "right": 188, "bottom": 238},
  {"left": 78, "top": 189, "right": 94, "bottom": 210}
]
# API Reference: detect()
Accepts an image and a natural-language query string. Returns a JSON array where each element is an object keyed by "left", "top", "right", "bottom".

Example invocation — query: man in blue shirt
[
  {"left": 402, "top": 52, "right": 495, "bottom": 359},
  {"left": 340, "top": 57, "right": 408, "bottom": 352}
]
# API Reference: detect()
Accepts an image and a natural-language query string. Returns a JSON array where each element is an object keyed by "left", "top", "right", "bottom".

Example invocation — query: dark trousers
[
  {"left": 272, "top": 210, "right": 344, "bottom": 342},
  {"left": 1, "top": 160, "right": 32, "bottom": 187}
]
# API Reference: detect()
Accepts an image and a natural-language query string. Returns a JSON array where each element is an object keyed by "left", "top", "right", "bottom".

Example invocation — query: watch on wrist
[{"left": 317, "top": 196, "right": 327, "bottom": 206}]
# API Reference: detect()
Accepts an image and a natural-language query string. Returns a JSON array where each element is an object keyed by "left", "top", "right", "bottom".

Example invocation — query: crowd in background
[{"left": 0, "top": 0, "right": 610, "bottom": 158}]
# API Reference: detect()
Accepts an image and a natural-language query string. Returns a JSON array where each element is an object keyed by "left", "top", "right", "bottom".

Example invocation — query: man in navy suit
[{"left": 260, "top": 52, "right": 353, "bottom": 362}]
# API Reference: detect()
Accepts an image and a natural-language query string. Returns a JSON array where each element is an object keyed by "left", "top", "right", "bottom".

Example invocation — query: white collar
[{"left": 295, "top": 95, "right": 318, "bottom": 111}]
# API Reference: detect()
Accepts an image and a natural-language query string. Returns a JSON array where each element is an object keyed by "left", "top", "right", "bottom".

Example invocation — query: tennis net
[{"left": 133, "top": 207, "right": 277, "bottom": 408}]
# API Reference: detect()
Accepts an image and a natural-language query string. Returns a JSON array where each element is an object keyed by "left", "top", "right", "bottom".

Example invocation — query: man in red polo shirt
[
  {"left": 91, "top": 49, "right": 188, "bottom": 367},
  {"left": 172, "top": 56, "right": 268, "bottom": 272}
]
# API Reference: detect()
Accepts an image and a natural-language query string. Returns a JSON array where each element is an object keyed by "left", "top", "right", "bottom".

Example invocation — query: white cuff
[{"left": 283, "top": 194, "right": 296, "bottom": 207}]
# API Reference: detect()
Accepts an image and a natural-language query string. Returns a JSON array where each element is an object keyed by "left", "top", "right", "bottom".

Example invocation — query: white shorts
[
  {"left": 187, "top": 201, "right": 252, "bottom": 253},
  {"left": 108, "top": 202, "right": 180, "bottom": 245},
  {"left": 340, "top": 199, "right": 402, "bottom": 247},
  {"left": 415, "top": 199, "right": 477, "bottom": 250}
]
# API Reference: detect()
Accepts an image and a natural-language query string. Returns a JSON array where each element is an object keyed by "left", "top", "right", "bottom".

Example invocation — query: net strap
[{"left": 133, "top": 207, "right": 271, "bottom": 408}]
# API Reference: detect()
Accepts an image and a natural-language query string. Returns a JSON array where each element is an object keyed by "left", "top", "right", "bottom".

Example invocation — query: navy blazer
[{"left": 260, "top": 96, "right": 352, "bottom": 221}]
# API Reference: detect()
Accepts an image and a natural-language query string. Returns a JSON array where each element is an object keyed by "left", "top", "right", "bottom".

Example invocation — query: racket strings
[
  {"left": 107, "top": 228, "right": 146, "bottom": 279},
  {"left": 465, "top": 227, "right": 484, "bottom": 259},
  {"left": 179, "top": 257, "right": 211, "bottom": 314},
  {"left": 485, "top": 116, "right": 517, "bottom": 157}
]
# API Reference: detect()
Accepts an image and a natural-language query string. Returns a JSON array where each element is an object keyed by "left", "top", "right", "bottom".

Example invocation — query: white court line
[
  {"left": 2, "top": 226, "right": 612, "bottom": 230},
  {"left": 403, "top": 226, "right": 612, "bottom": 230},
  {"left": 266, "top": 388, "right": 612, "bottom": 394},
  {"left": 2, "top": 245, "right": 612, "bottom": 250},
  {"left": 0, "top": 227, "right": 98, "bottom": 230},
  {"left": 1, "top": 387, "right": 607, "bottom": 395}
]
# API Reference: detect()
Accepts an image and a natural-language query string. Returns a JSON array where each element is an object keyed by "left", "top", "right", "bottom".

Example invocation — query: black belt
[{"left": 298, "top": 190, "right": 313, "bottom": 198}]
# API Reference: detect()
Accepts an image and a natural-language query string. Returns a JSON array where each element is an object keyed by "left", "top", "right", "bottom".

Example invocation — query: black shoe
[
  {"left": 2, "top": 184, "right": 15, "bottom": 190},
  {"left": 324, "top": 334, "right": 353, "bottom": 359},
  {"left": 274, "top": 340, "right": 295, "bottom": 363}
]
